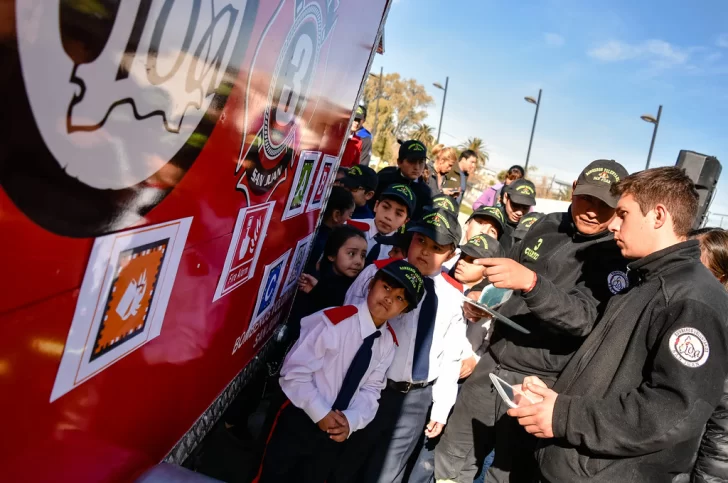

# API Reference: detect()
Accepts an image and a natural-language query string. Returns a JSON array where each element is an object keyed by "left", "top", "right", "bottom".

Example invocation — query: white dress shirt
[
  {"left": 345, "top": 262, "right": 466, "bottom": 423},
  {"left": 279, "top": 303, "right": 396, "bottom": 435},
  {"left": 347, "top": 219, "right": 395, "bottom": 262}
]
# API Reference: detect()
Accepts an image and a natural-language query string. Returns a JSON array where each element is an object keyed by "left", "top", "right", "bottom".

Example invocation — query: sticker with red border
[
  {"left": 213, "top": 202, "right": 275, "bottom": 302},
  {"left": 50, "top": 217, "right": 193, "bottom": 402},
  {"left": 669, "top": 327, "right": 710, "bottom": 368},
  {"left": 281, "top": 233, "right": 315, "bottom": 294},
  {"left": 307, "top": 154, "right": 337, "bottom": 212}
]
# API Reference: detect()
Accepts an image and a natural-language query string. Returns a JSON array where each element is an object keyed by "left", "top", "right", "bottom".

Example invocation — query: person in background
[
  {"left": 354, "top": 105, "right": 373, "bottom": 167},
  {"left": 341, "top": 105, "right": 369, "bottom": 169},
  {"left": 472, "top": 165, "right": 525, "bottom": 210},
  {"left": 305, "top": 187, "right": 355, "bottom": 277},
  {"left": 435, "top": 160, "right": 629, "bottom": 483},
  {"left": 501, "top": 178, "right": 536, "bottom": 232},
  {"left": 334, "top": 210, "right": 466, "bottom": 483},
  {"left": 372, "top": 140, "right": 433, "bottom": 220},
  {"left": 254, "top": 260, "right": 424, "bottom": 483},
  {"left": 347, "top": 184, "right": 415, "bottom": 265},
  {"left": 687, "top": 227, "right": 728, "bottom": 483},
  {"left": 442, "top": 149, "right": 478, "bottom": 205},
  {"left": 512, "top": 167, "right": 728, "bottom": 483},
  {"left": 340, "top": 165, "right": 378, "bottom": 220},
  {"left": 428, "top": 146, "right": 458, "bottom": 196},
  {"left": 293, "top": 226, "right": 368, "bottom": 339}
]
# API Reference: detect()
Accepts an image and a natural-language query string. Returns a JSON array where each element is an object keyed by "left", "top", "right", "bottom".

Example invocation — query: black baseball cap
[
  {"left": 428, "top": 194, "right": 460, "bottom": 216},
  {"left": 573, "top": 160, "right": 629, "bottom": 208},
  {"left": 354, "top": 105, "right": 367, "bottom": 120},
  {"left": 504, "top": 179, "right": 537, "bottom": 206},
  {"left": 380, "top": 183, "right": 416, "bottom": 217},
  {"left": 466, "top": 206, "right": 506, "bottom": 238},
  {"left": 513, "top": 212, "right": 544, "bottom": 241},
  {"left": 398, "top": 140, "right": 428, "bottom": 161},
  {"left": 459, "top": 234, "right": 505, "bottom": 259},
  {"left": 375, "top": 223, "right": 412, "bottom": 250},
  {"left": 408, "top": 209, "right": 462, "bottom": 247},
  {"left": 340, "top": 165, "right": 378, "bottom": 192},
  {"left": 379, "top": 259, "right": 425, "bottom": 308}
]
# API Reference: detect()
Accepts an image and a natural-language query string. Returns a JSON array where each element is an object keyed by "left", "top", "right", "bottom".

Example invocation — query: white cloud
[
  {"left": 717, "top": 34, "right": 728, "bottom": 48},
  {"left": 588, "top": 39, "right": 689, "bottom": 68},
  {"left": 544, "top": 33, "right": 565, "bottom": 47}
]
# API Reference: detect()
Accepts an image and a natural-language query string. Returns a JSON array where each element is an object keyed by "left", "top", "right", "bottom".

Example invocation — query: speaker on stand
[{"left": 676, "top": 150, "right": 722, "bottom": 229}]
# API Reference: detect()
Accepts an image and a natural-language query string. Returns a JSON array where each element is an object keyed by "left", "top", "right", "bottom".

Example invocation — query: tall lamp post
[
  {"left": 368, "top": 68, "right": 384, "bottom": 141},
  {"left": 641, "top": 105, "right": 662, "bottom": 170},
  {"left": 524, "top": 89, "right": 542, "bottom": 175},
  {"left": 433, "top": 77, "right": 449, "bottom": 144}
]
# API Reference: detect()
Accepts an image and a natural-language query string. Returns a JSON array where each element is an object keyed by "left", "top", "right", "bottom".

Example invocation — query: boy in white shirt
[
  {"left": 333, "top": 209, "right": 466, "bottom": 483},
  {"left": 348, "top": 184, "right": 416, "bottom": 265},
  {"left": 254, "top": 260, "right": 425, "bottom": 483}
]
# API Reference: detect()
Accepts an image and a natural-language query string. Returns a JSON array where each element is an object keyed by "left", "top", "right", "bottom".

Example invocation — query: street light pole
[
  {"left": 371, "top": 67, "right": 383, "bottom": 141},
  {"left": 524, "top": 88, "right": 542, "bottom": 175},
  {"left": 641, "top": 105, "right": 662, "bottom": 170},
  {"left": 434, "top": 77, "right": 449, "bottom": 144}
]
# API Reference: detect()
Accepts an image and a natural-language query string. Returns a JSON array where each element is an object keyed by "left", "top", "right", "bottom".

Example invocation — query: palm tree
[
  {"left": 411, "top": 123, "right": 435, "bottom": 148},
  {"left": 459, "top": 137, "right": 489, "bottom": 164}
]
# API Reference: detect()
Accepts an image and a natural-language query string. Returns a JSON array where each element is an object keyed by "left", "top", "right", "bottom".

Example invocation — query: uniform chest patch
[
  {"left": 607, "top": 271, "right": 628, "bottom": 294},
  {"left": 669, "top": 327, "right": 710, "bottom": 368}
]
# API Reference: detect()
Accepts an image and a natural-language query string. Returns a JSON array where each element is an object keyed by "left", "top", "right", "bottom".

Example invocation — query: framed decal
[
  {"left": 245, "top": 249, "right": 292, "bottom": 342},
  {"left": 281, "top": 151, "right": 321, "bottom": 220},
  {"left": 307, "top": 154, "right": 337, "bottom": 212},
  {"left": 213, "top": 202, "right": 275, "bottom": 302},
  {"left": 281, "top": 233, "right": 315, "bottom": 294},
  {"left": 50, "top": 217, "right": 193, "bottom": 402}
]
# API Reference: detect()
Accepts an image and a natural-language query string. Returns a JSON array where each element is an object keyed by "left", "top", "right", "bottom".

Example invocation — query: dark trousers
[
  {"left": 332, "top": 384, "right": 433, "bottom": 483},
  {"left": 257, "top": 403, "right": 343, "bottom": 483},
  {"left": 434, "top": 353, "right": 541, "bottom": 483}
]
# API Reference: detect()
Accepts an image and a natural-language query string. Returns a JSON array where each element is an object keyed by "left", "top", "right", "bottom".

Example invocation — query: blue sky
[{"left": 372, "top": 0, "right": 728, "bottom": 224}]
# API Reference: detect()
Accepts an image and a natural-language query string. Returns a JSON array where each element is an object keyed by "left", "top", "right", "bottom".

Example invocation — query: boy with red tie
[{"left": 254, "top": 261, "right": 424, "bottom": 483}]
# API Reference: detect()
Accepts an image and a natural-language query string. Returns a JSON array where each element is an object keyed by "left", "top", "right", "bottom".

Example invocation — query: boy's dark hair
[
  {"left": 368, "top": 270, "right": 416, "bottom": 313},
  {"left": 610, "top": 167, "right": 699, "bottom": 237},
  {"left": 460, "top": 149, "right": 477, "bottom": 161},
  {"left": 324, "top": 186, "right": 355, "bottom": 221},
  {"left": 320, "top": 225, "right": 366, "bottom": 274}
]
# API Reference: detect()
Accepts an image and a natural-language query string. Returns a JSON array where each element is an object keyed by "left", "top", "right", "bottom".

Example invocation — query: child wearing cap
[
  {"left": 373, "top": 223, "right": 412, "bottom": 261},
  {"left": 427, "top": 193, "right": 460, "bottom": 217},
  {"left": 254, "top": 260, "right": 425, "bottom": 483},
  {"left": 333, "top": 209, "right": 467, "bottom": 483},
  {"left": 502, "top": 178, "right": 537, "bottom": 228},
  {"left": 348, "top": 184, "right": 416, "bottom": 266},
  {"left": 305, "top": 186, "right": 355, "bottom": 277},
  {"left": 340, "top": 165, "right": 379, "bottom": 220},
  {"left": 441, "top": 205, "right": 509, "bottom": 273},
  {"left": 370, "top": 140, "right": 433, "bottom": 219}
]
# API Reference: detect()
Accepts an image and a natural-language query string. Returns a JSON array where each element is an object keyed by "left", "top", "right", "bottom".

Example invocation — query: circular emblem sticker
[
  {"left": 607, "top": 271, "right": 628, "bottom": 294},
  {"left": 669, "top": 327, "right": 710, "bottom": 368}
]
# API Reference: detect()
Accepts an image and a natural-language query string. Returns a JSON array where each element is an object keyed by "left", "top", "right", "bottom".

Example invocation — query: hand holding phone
[{"left": 490, "top": 373, "right": 541, "bottom": 408}]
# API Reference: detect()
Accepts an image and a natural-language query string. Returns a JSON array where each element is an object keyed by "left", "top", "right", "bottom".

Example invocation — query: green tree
[
  {"left": 459, "top": 137, "right": 489, "bottom": 164},
  {"left": 411, "top": 123, "right": 435, "bottom": 148},
  {"left": 497, "top": 170, "right": 508, "bottom": 182}
]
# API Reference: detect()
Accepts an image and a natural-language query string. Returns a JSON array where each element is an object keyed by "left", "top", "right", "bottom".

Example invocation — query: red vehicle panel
[{"left": 0, "top": 0, "right": 389, "bottom": 480}]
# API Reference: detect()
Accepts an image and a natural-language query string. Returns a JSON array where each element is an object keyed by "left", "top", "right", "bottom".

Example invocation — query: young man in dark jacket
[
  {"left": 434, "top": 160, "right": 630, "bottom": 483},
  {"left": 509, "top": 167, "right": 728, "bottom": 482}
]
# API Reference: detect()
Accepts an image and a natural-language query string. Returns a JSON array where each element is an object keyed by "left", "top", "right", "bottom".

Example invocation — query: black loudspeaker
[{"left": 676, "top": 150, "right": 722, "bottom": 229}]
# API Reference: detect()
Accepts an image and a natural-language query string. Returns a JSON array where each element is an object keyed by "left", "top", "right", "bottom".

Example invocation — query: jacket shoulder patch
[
  {"left": 669, "top": 327, "right": 709, "bottom": 368},
  {"left": 441, "top": 272, "right": 464, "bottom": 292},
  {"left": 386, "top": 324, "right": 399, "bottom": 346},
  {"left": 374, "top": 257, "right": 397, "bottom": 269},
  {"left": 347, "top": 219, "right": 371, "bottom": 233},
  {"left": 323, "top": 305, "right": 358, "bottom": 325}
]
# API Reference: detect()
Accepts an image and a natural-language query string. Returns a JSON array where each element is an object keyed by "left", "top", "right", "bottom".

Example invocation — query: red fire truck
[{"left": 0, "top": 0, "right": 389, "bottom": 480}]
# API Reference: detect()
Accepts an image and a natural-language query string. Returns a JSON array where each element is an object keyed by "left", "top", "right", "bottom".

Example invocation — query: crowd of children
[{"left": 253, "top": 140, "right": 545, "bottom": 483}]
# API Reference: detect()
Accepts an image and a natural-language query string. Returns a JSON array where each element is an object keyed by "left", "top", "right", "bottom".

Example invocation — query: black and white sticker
[
  {"left": 607, "top": 270, "right": 628, "bottom": 294},
  {"left": 669, "top": 327, "right": 710, "bottom": 368}
]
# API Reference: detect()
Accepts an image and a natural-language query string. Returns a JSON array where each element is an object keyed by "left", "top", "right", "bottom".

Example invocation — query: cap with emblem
[
  {"left": 378, "top": 259, "right": 426, "bottom": 309},
  {"left": 459, "top": 234, "right": 504, "bottom": 259},
  {"left": 513, "top": 212, "right": 544, "bottom": 241},
  {"left": 504, "top": 179, "right": 537, "bottom": 206},
  {"left": 573, "top": 160, "right": 629, "bottom": 208},
  {"left": 466, "top": 206, "right": 506, "bottom": 239},
  {"left": 427, "top": 194, "right": 460, "bottom": 216},
  {"left": 354, "top": 105, "right": 367, "bottom": 120},
  {"left": 380, "top": 183, "right": 416, "bottom": 217},
  {"left": 408, "top": 209, "right": 462, "bottom": 247},
  {"left": 398, "top": 140, "right": 428, "bottom": 161},
  {"left": 340, "top": 165, "right": 378, "bottom": 192}
]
